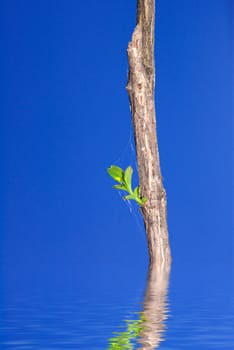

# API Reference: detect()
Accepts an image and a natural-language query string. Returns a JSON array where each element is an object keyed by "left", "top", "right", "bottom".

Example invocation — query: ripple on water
[{"left": 1, "top": 275, "right": 233, "bottom": 349}]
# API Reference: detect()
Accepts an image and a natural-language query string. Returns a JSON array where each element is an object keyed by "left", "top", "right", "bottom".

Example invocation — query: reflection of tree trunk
[
  {"left": 138, "top": 262, "right": 171, "bottom": 349},
  {"left": 127, "top": 0, "right": 171, "bottom": 265}
]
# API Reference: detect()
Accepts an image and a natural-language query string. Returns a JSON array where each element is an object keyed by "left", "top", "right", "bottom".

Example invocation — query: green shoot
[{"left": 107, "top": 165, "right": 147, "bottom": 206}]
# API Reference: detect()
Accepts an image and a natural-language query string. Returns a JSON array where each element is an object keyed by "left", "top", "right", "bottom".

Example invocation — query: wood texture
[{"left": 126, "top": 0, "right": 171, "bottom": 266}]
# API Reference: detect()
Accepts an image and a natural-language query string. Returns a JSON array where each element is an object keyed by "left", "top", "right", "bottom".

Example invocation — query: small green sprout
[{"left": 107, "top": 165, "right": 147, "bottom": 206}]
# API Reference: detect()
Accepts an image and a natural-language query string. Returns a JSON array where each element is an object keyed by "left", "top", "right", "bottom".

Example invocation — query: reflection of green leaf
[
  {"left": 107, "top": 314, "right": 145, "bottom": 350},
  {"left": 124, "top": 166, "right": 133, "bottom": 192},
  {"left": 107, "top": 165, "right": 124, "bottom": 183}
]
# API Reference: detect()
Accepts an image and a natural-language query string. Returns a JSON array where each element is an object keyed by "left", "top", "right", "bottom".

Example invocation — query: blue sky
[{"left": 1, "top": 0, "right": 232, "bottom": 295}]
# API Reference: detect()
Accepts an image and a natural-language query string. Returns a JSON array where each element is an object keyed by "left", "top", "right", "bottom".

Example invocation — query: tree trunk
[{"left": 126, "top": 0, "right": 171, "bottom": 266}]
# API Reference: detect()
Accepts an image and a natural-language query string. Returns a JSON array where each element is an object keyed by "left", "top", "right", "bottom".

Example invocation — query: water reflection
[
  {"left": 108, "top": 262, "right": 171, "bottom": 349},
  {"left": 2, "top": 264, "right": 233, "bottom": 349},
  {"left": 138, "top": 263, "right": 171, "bottom": 349}
]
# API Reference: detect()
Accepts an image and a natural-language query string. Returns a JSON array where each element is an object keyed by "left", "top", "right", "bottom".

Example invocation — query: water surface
[{"left": 1, "top": 263, "right": 233, "bottom": 349}]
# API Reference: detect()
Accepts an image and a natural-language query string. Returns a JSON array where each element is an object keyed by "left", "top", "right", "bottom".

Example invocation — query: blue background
[
  {"left": 1, "top": 0, "right": 232, "bottom": 289},
  {"left": 1, "top": 1, "right": 232, "bottom": 345}
]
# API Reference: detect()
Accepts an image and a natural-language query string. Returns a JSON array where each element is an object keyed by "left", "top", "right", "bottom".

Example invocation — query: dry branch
[{"left": 126, "top": 0, "right": 171, "bottom": 266}]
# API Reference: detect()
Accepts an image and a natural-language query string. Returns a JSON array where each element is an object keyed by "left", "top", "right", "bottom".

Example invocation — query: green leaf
[
  {"left": 133, "top": 186, "right": 140, "bottom": 196},
  {"left": 113, "top": 184, "right": 127, "bottom": 191},
  {"left": 133, "top": 187, "right": 148, "bottom": 206},
  {"left": 124, "top": 166, "right": 133, "bottom": 192},
  {"left": 107, "top": 165, "right": 124, "bottom": 183},
  {"left": 124, "top": 194, "right": 135, "bottom": 200},
  {"left": 107, "top": 164, "right": 147, "bottom": 207}
]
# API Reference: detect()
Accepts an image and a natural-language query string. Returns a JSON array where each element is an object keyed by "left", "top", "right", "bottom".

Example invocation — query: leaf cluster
[{"left": 107, "top": 165, "right": 147, "bottom": 206}]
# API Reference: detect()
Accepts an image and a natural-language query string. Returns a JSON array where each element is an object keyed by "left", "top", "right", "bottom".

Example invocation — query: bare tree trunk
[{"left": 126, "top": 0, "right": 171, "bottom": 266}]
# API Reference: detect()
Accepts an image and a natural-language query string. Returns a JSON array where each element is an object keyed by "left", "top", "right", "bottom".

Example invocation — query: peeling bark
[{"left": 126, "top": 0, "right": 171, "bottom": 265}]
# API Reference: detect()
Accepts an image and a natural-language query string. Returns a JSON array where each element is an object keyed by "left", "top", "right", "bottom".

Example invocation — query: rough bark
[{"left": 126, "top": 0, "right": 171, "bottom": 266}]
